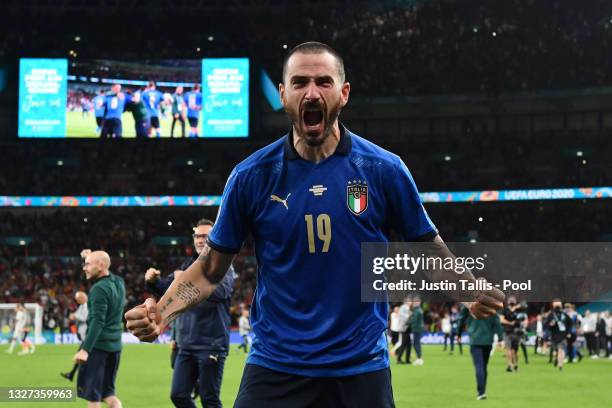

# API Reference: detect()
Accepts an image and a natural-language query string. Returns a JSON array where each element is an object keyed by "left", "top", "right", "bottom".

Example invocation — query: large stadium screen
[{"left": 17, "top": 58, "right": 249, "bottom": 138}]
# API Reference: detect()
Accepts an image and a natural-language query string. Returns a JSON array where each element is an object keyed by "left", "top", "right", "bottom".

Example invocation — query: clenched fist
[
  {"left": 80, "top": 249, "right": 92, "bottom": 259},
  {"left": 144, "top": 268, "right": 161, "bottom": 283},
  {"left": 125, "top": 298, "right": 162, "bottom": 342},
  {"left": 466, "top": 280, "right": 505, "bottom": 319}
]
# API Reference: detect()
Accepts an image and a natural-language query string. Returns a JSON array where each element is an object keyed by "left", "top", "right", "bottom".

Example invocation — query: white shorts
[{"left": 12, "top": 329, "right": 24, "bottom": 341}]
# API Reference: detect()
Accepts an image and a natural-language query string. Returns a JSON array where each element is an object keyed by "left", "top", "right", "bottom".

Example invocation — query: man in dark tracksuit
[
  {"left": 145, "top": 219, "right": 234, "bottom": 408},
  {"left": 458, "top": 305, "right": 504, "bottom": 401},
  {"left": 408, "top": 299, "right": 425, "bottom": 364}
]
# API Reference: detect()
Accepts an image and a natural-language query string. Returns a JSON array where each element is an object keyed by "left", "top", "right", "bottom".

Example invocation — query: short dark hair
[
  {"left": 196, "top": 218, "right": 214, "bottom": 227},
  {"left": 282, "top": 41, "right": 345, "bottom": 83}
]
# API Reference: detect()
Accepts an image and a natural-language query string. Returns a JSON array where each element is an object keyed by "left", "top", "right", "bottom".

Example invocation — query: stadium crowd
[
  {"left": 1, "top": 0, "right": 610, "bottom": 96},
  {"left": 1, "top": 199, "right": 609, "bottom": 332}
]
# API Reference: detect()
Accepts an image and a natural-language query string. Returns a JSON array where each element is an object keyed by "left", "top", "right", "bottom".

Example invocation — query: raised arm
[{"left": 125, "top": 244, "right": 235, "bottom": 342}]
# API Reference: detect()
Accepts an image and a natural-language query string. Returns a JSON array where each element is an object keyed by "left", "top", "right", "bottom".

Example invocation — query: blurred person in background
[
  {"left": 61, "top": 289, "right": 89, "bottom": 381},
  {"left": 500, "top": 296, "right": 520, "bottom": 372},
  {"left": 546, "top": 299, "right": 572, "bottom": 371},
  {"left": 408, "top": 297, "right": 425, "bottom": 365},
  {"left": 441, "top": 309, "right": 451, "bottom": 352},
  {"left": 450, "top": 304, "right": 463, "bottom": 355},
  {"left": 582, "top": 310, "right": 598, "bottom": 357},
  {"left": 6, "top": 303, "right": 30, "bottom": 354},
  {"left": 565, "top": 303, "right": 583, "bottom": 363},
  {"left": 534, "top": 314, "right": 545, "bottom": 355},
  {"left": 458, "top": 305, "right": 504, "bottom": 400},
  {"left": 389, "top": 306, "right": 401, "bottom": 350},
  {"left": 598, "top": 310, "right": 612, "bottom": 358},
  {"left": 237, "top": 308, "right": 251, "bottom": 354},
  {"left": 516, "top": 301, "right": 529, "bottom": 365},
  {"left": 396, "top": 297, "right": 412, "bottom": 364},
  {"left": 170, "top": 86, "right": 187, "bottom": 138}
]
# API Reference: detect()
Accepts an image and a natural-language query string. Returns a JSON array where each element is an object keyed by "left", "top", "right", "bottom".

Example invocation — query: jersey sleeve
[
  {"left": 386, "top": 158, "right": 437, "bottom": 241},
  {"left": 208, "top": 168, "right": 249, "bottom": 253}
]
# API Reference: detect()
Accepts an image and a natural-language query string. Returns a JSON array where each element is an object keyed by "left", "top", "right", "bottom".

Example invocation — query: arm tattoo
[
  {"left": 158, "top": 296, "right": 174, "bottom": 316},
  {"left": 165, "top": 311, "right": 180, "bottom": 326},
  {"left": 176, "top": 281, "right": 202, "bottom": 308}
]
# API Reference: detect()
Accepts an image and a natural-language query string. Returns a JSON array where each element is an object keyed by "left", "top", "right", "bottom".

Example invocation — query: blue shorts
[
  {"left": 101, "top": 118, "right": 122, "bottom": 138},
  {"left": 77, "top": 349, "right": 121, "bottom": 402},
  {"left": 150, "top": 116, "right": 160, "bottom": 129}
]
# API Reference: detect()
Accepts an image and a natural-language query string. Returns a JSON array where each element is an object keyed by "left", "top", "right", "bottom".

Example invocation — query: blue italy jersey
[
  {"left": 93, "top": 95, "right": 105, "bottom": 118},
  {"left": 103, "top": 92, "right": 131, "bottom": 120},
  {"left": 208, "top": 125, "right": 436, "bottom": 377},
  {"left": 185, "top": 91, "right": 202, "bottom": 118},
  {"left": 141, "top": 89, "right": 163, "bottom": 117}
]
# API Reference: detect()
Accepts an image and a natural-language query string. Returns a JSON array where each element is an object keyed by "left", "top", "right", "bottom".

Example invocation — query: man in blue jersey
[
  {"left": 142, "top": 81, "right": 163, "bottom": 137},
  {"left": 93, "top": 89, "right": 106, "bottom": 134},
  {"left": 125, "top": 42, "right": 504, "bottom": 407},
  {"left": 185, "top": 84, "right": 202, "bottom": 138},
  {"left": 101, "top": 84, "right": 132, "bottom": 138}
]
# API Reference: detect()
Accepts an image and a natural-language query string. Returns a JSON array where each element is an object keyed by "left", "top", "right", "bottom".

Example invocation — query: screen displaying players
[{"left": 17, "top": 58, "right": 250, "bottom": 138}]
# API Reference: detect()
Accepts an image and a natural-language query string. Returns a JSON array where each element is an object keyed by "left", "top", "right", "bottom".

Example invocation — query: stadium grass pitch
[
  {"left": 65, "top": 111, "right": 203, "bottom": 138},
  {"left": 1, "top": 344, "right": 610, "bottom": 407}
]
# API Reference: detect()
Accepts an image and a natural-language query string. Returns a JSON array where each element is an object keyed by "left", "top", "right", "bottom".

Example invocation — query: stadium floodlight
[{"left": 0, "top": 303, "right": 43, "bottom": 345}]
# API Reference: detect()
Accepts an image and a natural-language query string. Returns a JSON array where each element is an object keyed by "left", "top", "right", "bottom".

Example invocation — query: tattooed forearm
[
  {"left": 165, "top": 311, "right": 180, "bottom": 326},
  {"left": 158, "top": 296, "right": 174, "bottom": 316},
  {"left": 176, "top": 281, "right": 202, "bottom": 308}
]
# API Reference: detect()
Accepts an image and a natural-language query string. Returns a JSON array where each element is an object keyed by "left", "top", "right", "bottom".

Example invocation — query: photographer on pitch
[
  {"left": 546, "top": 299, "right": 573, "bottom": 371},
  {"left": 500, "top": 296, "right": 523, "bottom": 372}
]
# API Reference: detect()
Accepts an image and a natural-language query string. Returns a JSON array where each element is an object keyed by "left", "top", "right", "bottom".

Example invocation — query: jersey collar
[{"left": 283, "top": 123, "right": 352, "bottom": 160}]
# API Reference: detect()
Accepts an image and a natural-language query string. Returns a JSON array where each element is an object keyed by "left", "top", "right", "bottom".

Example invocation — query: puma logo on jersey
[{"left": 270, "top": 193, "right": 291, "bottom": 210}]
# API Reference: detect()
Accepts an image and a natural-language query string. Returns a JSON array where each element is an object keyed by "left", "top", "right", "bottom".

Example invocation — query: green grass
[
  {"left": 65, "top": 111, "right": 203, "bottom": 138},
  {"left": 1, "top": 344, "right": 610, "bottom": 407}
]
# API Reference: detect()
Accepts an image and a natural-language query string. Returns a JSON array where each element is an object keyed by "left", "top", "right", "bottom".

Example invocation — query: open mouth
[{"left": 303, "top": 109, "right": 324, "bottom": 127}]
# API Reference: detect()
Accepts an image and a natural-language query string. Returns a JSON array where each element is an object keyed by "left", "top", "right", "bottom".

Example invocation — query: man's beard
[{"left": 285, "top": 101, "right": 341, "bottom": 146}]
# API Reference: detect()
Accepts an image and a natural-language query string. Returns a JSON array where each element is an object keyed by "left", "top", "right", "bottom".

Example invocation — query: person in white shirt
[
  {"left": 441, "top": 312, "right": 452, "bottom": 352},
  {"left": 73, "top": 291, "right": 89, "bottom": 341},
  {"left": 534, "top": 314, "right": 544, "bottom": 354},
  {"left": 604, "top": 311, "right": 612, "bottom": 359},
  {"left": 582, "top": 310, "right": 598, "bottom": 357},
  {"left": 61, "top": 291, "right": 88, "bottom": 381},
  {"left": 395, "top": 297, "right": 412, "bottom": 364},
  {"left": 6, "top": 304, "right": 29, "bottom": 354},
  {"left": 389, "top": 306, "right": 401, "bottom": 348},
  {"left": 238, "top": 309, "right": 251, "bottom": 354}
]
